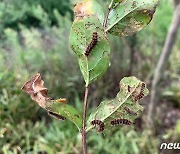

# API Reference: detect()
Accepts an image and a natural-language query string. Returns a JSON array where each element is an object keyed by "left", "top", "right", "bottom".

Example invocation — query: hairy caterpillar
[
  {"left": 134, "top": 83, "right": 146, "bottom": 101},
  {"left": 91, "top": 119, "right": 105, "bottom": 132},
  {"left": 84, "top": 32, "right": 98, "bottom": 56},
  {"left": 48, "top": 111, "right": 66, "bottom": 120},
  {"left": 124, "top": 106, "right": 137, "bottom": 116},
  {"left": 110, "top": 118, "right": 132, "bottom": 126}
]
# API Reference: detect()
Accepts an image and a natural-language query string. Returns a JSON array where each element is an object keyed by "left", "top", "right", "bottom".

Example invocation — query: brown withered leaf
[
  {"left": 21, "top": 74, "right": 82, "bottom": 129},
  {"left": 21, "top": 73, "right": 52, "bottom": 108}
]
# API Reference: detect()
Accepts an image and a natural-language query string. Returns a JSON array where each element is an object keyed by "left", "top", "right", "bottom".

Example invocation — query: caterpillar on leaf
[
  {"left": 110, "top": 118, "right": 132, "bottom": 126},
  {"left": 91, "top": 119, "right": 105, "bottom": 132},
  {"left": 84, "top": 32, "right": 98, "bottom": 56}
]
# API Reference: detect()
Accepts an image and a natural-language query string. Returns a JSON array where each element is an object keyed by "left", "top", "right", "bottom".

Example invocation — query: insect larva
[
  {"left": 91, "top": 120, "right": 105, "bottom": 132},
  {"left": 110, "top": 119, "right": 132, "bottom": 126},
  {"left": 141, "top": 83, "right": 145, "bottom": 92},
  {"left": 134, "top": 83, "right": 146, "bottom": 101},
  {"left": 110, "top": 119, "right": 123, "bottom": 126},
  {"left": 84, "top": 32, "right": 98, "bottom": 56},
  {"left": 124, "top": 106, "right": 137, "bottom": 116},
  {"left": 122, "top": 119, "right": 132, "bottom": 125},
  {"left": 48, "top": 111, "right": 66, "bottom": 120}
]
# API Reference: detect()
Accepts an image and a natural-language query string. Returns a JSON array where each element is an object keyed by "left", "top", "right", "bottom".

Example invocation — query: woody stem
[{"left": 82, "top": 86, "right": 89, "bottom": 154}]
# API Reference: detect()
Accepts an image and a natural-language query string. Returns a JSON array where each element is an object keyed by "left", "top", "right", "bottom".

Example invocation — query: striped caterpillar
[
  {"left": 48, "top": 111, "right": 66, "bottom": 120},
  {"left": 110, "top": 118, "right": 132, "bottom": 126},
  {"left": 133, "top": 83, "right": 146, "bottom": 101},
  {"left": 84, "top": 32, "right": 98, "bottom": 56},
  {"left": 91, "top": 119, "right": 105, "bottom": 132},
  {"left": 124, "top": 106, "right": 137, "bottom": 116}
]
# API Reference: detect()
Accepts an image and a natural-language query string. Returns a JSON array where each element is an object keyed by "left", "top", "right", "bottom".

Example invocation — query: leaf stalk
[{"left": 103, "top": 0, "right": 114, "bottom": 28}]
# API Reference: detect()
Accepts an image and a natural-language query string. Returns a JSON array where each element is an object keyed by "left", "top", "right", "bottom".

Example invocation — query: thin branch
[
  {"left": 82, "top": 86, "right": 89, "bottom": 154},
  {"left": 103, "top": 8, "right": 111, "bottom": 28},
  {"left": 103, "top": 0, "right": 114, "bottom": 28},
  {"left": 148, "top": 3, "right": 180, "bottom": 123}
]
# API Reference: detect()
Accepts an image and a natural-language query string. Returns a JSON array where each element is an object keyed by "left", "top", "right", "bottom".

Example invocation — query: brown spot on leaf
[
  {"left": 56, "top": 98, "right": 67, "bottom": 103},
  {"left": 132, "top": 1, "right": 137, "bottom": 8},
  {"left": 74, "top": 0, "right": 93, "bottom": 17},
  {"left": 124, "top": 106, "right": 137, "bottom": 116},
  {"left": 74, "top": 114, "right": 80, "bottom": 118}
]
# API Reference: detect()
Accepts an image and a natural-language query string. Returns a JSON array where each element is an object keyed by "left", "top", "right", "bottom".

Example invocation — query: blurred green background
[{"left": 0, "top": 0, "right": 180, "bottom": 153}]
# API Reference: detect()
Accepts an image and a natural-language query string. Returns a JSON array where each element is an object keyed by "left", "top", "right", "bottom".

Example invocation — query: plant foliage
[{"left": 87, "top": 76, "right": 149, "bottom": 132}]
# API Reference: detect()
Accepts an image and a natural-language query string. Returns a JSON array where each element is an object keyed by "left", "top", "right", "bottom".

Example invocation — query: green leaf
[
  {"left": 106, "top": 0, "right": 158, "bottom": 36},
  {"left": 70, "top": 15, "right": 110, "bottom": 86},
  {"left": 87, "top": 76, "right": 149, "bottom": 132},
  {"left": 46, "top": 102, "right": 82, "bottom": 131}
]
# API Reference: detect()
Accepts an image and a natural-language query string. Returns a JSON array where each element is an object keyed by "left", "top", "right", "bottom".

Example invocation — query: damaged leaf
[
  {"left": 106, "top": 0, "right": 158, "bottom": 36},
  {"left": 70, "top": 0, "right": 110, "bottom": 86},
  {"left": 74, "top": 0, "right": 104, "bottom": 25},
  {"left": 86, "top": 76, "right": 149, "bottom": 132},
  {"left": 22, "top": 74, "right": 82, "bottom": 131},
  {"left": 46, "top": 102, "right": 82, "bottom": 131},
  {"left": 21, "top": 73, "right": 51, "bottom": 108},
  {"left": 70, "top": 14, "right": 110, "bottom": 86}
]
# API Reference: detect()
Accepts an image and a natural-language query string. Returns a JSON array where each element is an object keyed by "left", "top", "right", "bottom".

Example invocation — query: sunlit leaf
[
  {"left": 106, "top": 0, "right": 158, "bottom": 36},
  {"left": 87, "top": 76, "right": 149, "bottom": 132},
  {"left": 70, "top": 15, "right": 110, "bottom": 86}
]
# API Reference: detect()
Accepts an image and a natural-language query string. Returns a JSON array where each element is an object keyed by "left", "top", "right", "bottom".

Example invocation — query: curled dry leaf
[
  {"left": 22, "top": 74, "right": 67, "bottom": 108},
  {"left": 22, "top": 73, "right": 82, "bottom": 130},
  {"left": 21, "top": 73, "right": 52, "bottom": 108}
]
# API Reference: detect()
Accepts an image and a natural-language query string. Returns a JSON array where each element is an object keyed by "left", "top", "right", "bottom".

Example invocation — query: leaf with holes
[
  {"left": 46, "top": 102, "right": 82, "bottom": 131},
  {"left": 106, "top": 0, "right": 158, "bottom": 36},
  {"left": 86, "top": 76, "right": 149, "bottom": 132},
  {"left": 70, "top": 3, "right": 110, "bottom": 86}
]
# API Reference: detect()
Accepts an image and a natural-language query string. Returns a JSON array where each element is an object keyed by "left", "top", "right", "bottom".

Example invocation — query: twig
[
  {"left": 82, "top": 86, "right": 89, "bottom": 154},
  {"left": 103, "top": 0, "right": 114, "bottom": 28},
  {"left": 103, "top": 8, "right": 111, "bottom": 28}
]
